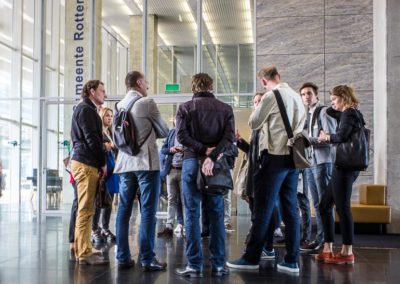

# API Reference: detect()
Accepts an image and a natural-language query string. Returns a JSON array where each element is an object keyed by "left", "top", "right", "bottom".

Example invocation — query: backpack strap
[
  {"left": 310, "top": 105, "right": 325, "bottom": 132},
  {"left": 115, "top": 95, "right": 142, "bottom": 113},
  {"left": 273, "top": 89, "right": 294, "bottom": 139}
]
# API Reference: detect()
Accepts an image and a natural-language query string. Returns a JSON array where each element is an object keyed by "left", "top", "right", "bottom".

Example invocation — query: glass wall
[
  {"left": 0, "top": 0, "right": 255, "bottom": 214},
  {"left": 101, "top": 28, "right": 129, "bottom": 97},
  {"left": 0, "top": 0, "right": 66, "bottom": 210},
  {"left": 155, "top": 0, "right": 254, "bottom": 96}
]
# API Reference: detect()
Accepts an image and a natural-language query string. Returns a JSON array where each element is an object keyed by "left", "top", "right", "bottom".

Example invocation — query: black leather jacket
[
  {"left": 71, "top": 98, "right": 106, "bottom": 169},
  {"left": 176, "top": 92, "right": 235, "bottom": 161}
]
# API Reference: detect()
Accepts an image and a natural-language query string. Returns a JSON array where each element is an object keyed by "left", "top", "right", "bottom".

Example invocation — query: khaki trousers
[{"left": 71, "top": 160, "right": 99, "bottom": 260}]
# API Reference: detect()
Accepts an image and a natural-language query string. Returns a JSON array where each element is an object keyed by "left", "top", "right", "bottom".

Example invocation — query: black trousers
[
  {"left": 68, "top": 183, "right": 78, "bottom": 243},
  {"left": 319, "top": 167, "right": 359, "bottom": 245}
]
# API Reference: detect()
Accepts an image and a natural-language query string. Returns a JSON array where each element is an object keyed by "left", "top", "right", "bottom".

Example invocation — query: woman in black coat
[{"left": 316, "top": 85, "right": 365, "bottom": 265}]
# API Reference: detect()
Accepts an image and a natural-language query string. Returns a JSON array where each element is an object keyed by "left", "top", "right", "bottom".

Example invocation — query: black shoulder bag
[{"left": 335, "top": 110, "right": 370, "bottom": 171}]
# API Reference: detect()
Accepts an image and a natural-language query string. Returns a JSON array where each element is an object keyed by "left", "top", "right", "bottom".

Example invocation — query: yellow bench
[{"left": 335, "top": 184, "right": 391, "bottom": 224}]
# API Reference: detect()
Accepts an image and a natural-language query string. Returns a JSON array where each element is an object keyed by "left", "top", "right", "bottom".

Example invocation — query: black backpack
[{"left": 112, "top": 96, "right": 145, "bottom": 156}]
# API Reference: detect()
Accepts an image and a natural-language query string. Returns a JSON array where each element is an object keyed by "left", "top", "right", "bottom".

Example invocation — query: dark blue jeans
[
  {"left": 243, "top": 153, "right": 300, "bottom": 264},
  {"left": 116, "top": 171, "right": 160, "bottom": 265},
  {"left": 182, "top": 158, "right": 225, "bottom": 271},
  {"left": 304, "top": 163, "right": 333, "bottom": 243}
]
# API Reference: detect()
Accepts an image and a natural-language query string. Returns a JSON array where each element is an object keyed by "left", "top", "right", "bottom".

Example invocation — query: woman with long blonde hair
[{"left": 91, "top": 107, "right": 118, "bottom": 244}]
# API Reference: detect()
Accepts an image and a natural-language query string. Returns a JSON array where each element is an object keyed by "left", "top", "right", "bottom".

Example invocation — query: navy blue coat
[{"left": 159, "top": 128, "right": 177, "bottom": 178}]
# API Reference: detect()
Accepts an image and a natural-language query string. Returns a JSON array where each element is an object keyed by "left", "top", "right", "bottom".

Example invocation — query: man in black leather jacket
[
  {"left": 174, "top": 73, "right": 234, "bottom": 278},
  {"left": 71, "top": 79, "right": 108, "bottom": 265}
]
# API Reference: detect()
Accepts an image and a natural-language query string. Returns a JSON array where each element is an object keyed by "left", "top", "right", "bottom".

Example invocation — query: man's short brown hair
[
  {"left": 125, "top": 71, "right": 144, "bottom": 89},
  {"left": 257, "top": 66, "right": 280, "bottom": 80},
  {"left": 191, "top": 73, "right": 213, "bottom": 93},
  {"left": 299, "top": 82, "right": 318, "bottom": 95}
]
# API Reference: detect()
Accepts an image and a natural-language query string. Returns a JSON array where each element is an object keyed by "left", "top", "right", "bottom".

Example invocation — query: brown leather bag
[{"left": 95, "top": 178, "right": 112, "bottom": 208}]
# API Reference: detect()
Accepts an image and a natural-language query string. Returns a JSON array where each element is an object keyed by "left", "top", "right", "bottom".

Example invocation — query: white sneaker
[
  {"left": 174, "top": 224, "right": 184, "bottom": 235},
  {"left": 274, "top": 228, "right": 283, "bottom": 238}
]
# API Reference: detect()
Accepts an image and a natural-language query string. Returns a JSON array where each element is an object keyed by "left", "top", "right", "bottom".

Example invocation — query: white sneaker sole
[
  {"left": 226, "top": 262, "right": 259, "bottom": 270},
  {"left": 277, "top": 264, "right": 299, "bottom": 274},
  {"left": 260, "top": 255, "right": 276, "bottom": 260}
]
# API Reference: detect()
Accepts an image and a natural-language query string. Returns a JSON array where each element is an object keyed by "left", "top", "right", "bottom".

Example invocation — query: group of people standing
[{"left": 69, "top": 65, "right": 365, "bottom": 277}]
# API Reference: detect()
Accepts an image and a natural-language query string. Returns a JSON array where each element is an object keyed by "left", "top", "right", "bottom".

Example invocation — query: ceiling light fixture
[{"left": 245, "top": 0, "right": 254, "bottom": 43}]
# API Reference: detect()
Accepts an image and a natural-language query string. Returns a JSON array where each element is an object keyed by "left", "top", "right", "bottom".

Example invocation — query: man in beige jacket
[
  {"left": 114, "top": 71, "right": 169, "bottom": 271},
  {"left": 227, "top": 66, "right": 305, "bottom": 274}
]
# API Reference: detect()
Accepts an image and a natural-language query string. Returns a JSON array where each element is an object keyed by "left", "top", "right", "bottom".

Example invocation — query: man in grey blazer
[
  {"left": 299, "top": 82, "right": 336, "bottom": 252},
  {"left": 114, "top": 71, "right": 169, "bottom": 270}
]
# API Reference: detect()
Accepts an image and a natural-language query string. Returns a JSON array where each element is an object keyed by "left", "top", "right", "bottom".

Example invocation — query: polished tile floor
[{"left": 0, "top": 204, "right": 399, "bottom": 283}]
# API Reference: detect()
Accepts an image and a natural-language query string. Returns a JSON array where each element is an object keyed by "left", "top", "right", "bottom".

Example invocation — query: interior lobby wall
[{"left": 255, "top": 0, "right": 374, "bottom": 199}]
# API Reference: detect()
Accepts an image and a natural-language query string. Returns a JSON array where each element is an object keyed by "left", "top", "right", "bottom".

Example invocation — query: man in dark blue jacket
[
  {"left": 71, "top": 79, "right": 108, "bottom": 265},
  {"left": 175, "top": 73, "right": 235, "bottom": 278}
]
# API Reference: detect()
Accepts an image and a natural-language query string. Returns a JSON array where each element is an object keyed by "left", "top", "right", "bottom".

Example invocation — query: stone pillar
[
  {"left": 385, "top": 0, "right": 400, "bottom": 233},
  {"left": 65, "top": 0, "right": 102, "bottom": 99},
  {"left": 130, "top": 15, "right": 158, "bottom": 95}
]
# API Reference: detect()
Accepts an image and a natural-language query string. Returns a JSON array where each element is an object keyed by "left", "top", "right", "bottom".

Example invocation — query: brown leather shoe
[
  {"left": 78, "top": 254, "right": 109, "bottom": 265},
  {"left": 325, "top": 253, "right": 355, "bottom": 264},
  {"left": 315, "top": 251, "right": 334, "bottom": 262}
]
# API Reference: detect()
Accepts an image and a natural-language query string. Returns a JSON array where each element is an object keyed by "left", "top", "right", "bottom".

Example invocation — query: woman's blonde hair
[
  {"left": 99, "top": 107, "right": 113, "bottom": 134},
  {"left": 330, "top": 85, "right": 359, "bottom": 109}
]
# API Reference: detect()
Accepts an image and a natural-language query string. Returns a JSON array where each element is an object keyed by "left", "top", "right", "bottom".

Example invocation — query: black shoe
[
  {"left": 201, "top": 231, "right": 210, "bottom": 238},
  {"left": 142, "top": 258, "right": 167, "bottom": 272},
  {"left": 118, "top": 259, "right": 135, "bottom": 269},
  {"left": 175, "top": 266, "right": 203, "bottom": 278},
  {"left": 102, "top": 229, "right": 116, "bottom": 242},
  {"left": 211, "top": 266, "right": 230, "bottom": 277},
  {"left": 300, "top": 240, "right": 322, "bottom": 251},
  {"left": 157, "top": 227, "right": 173, "bottom": 237},
  {"left": 91, "top": 229, "right": 105, "bottom": 244}
]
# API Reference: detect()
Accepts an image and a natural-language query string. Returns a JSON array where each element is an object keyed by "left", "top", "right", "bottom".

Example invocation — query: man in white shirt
[{"left": 227, "top": 66, "right": 305, "bottom": 274}]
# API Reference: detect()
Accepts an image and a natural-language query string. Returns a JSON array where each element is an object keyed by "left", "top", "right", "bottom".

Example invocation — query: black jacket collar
[
  {"left": 192, "top": 92, "right": 215, "bottom": 99},
  {"left": 83, "top": 97, "right": 98, "bottom": 110}
]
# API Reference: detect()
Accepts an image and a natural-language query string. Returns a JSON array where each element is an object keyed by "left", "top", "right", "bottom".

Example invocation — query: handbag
[
  {"left": 197, "top": 154, "right": 233, "bottom": 196},
  {"left": 105, "top": 151, "right": 119, "bottom": 194},
  {"left": 335, "top": 110, "right": 370, "bottom": 171},
  {"left": 95, "top": 177, "right": 112, "bottom": 208},
  {"left": 273, "top": 90, "right": 312, "bottom": 169}
]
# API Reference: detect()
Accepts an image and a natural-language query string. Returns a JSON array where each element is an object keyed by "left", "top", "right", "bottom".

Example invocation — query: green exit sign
[{"left": 165, "top": 83, "right": 180, "bottom": 92}]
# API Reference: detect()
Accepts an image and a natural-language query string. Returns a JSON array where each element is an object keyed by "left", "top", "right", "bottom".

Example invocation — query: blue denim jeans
[
  {"left": 304, "top": 163, "right": 333, "bottom": 243},
  {"left": 182, "top": 158, "right": 225, "bottom": 271},
  {"left": 116, "top": 171, "right": 160, "bottom": 265},
  {"left": 243, "top": 153, "right": 300, "bottom": 264}
]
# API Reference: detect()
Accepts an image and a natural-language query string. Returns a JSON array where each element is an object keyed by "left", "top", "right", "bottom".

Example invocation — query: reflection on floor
[{"left": 0, "top": 203, "right": 399, "bottom": 283}]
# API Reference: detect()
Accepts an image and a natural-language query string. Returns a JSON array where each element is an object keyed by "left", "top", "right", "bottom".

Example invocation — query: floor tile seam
[{"left": 354, "top": 251, "right": 385, "bottom": 274}]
